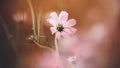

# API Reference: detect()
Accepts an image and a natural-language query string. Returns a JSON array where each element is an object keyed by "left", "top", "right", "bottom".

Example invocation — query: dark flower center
[{"left": 57, "top": 24, "right": 64, "bottom": 32}]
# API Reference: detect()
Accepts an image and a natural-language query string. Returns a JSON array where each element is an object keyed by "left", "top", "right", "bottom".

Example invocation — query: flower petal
[
  {"left": 50, "top": 27, "right": 57, "bottom": 34},
  {"left": 47, "top": 18, "right": 56, "bottom": 26},
  {"left": 50, "top": 12, "right": 59, "bottom": 23},
  {"left": 64, "top": 19, "right": 76, "bottom": 27},
  {"left": 63, "top": 28, "right": 73, "bottom": 35},
  {"left": 61, "top": 31, "right": 70, "bottom": 38},
  {"left": 55, "top": 32, "right": 61, "bottom": 40},
  {"left": 59, "top": 11, "right": 68, "bottom": 23},
  {"left": 63, "top": 27, "right": 77, "bottom": 35},
  {"left": 69, "top": 27, "right": 77, "bottom": 34}
]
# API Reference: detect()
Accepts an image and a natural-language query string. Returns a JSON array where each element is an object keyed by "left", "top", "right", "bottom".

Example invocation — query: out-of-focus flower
[
  {"left": 13, "top": 12, "right": 27, "bottom": 22},
  {"left": 47, "top": 11, "right": 77, "bottom": 39},
  {"left": 67, "top": 56, "right": 77, "bottom": 64}
]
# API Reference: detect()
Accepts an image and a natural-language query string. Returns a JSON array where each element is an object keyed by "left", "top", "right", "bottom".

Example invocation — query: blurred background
[{"left": 0, "top": 0, "right": 120, "bottom": 68}]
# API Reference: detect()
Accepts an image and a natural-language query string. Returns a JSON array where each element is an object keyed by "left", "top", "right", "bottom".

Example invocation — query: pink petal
[
  {"left": 55, "top": 32, "right": 61, "bottom": 40},
  {"left": 64, "top": 19, "right": 76, "bottom": 27},
  {"left": 69, "top": 27, "right": 77, "bottom": 34},
  {"left": 61, "top": 31, "right": 70, "bottom": 38},
  {"left": 50, "top": 12, "right": 59, "bottom": 23},
  {"left": 63, "top": 28, "right": 73, "bottom": 34},
  {"left": 47, "top": 18, "right": 56, "bottom": 26},
  {"left": 59, "top": 11, "right": 68, "bottom": 23},
  {"left": 50, "top": 27, "right": 57, "bottom": 34},
  {"left": 63, "top": 27, "right": 77, "bottom": 35}
]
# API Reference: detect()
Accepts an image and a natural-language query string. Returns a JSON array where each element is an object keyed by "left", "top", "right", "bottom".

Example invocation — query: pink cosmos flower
[{"left": 47, "top": 11, "right": 77, "bottom": 39}]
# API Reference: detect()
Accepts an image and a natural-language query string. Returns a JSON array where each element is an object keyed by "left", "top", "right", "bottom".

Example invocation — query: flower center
[{"left": 57, "top": 24, "right": 64, "bottom": 32}]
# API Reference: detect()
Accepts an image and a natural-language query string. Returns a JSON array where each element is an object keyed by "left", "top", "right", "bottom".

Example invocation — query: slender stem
[
  {"left": 55, "top": 35, "right": 59, "bottom": 57},
  {"left": 37, "top": 9, "right": 42, "bottom": 42},
  {"left": 27, "top": 0, "right": 37, "bottom": 39},
  {"left": 33, "top": 40, "right": 53, "bottom": 51}
]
